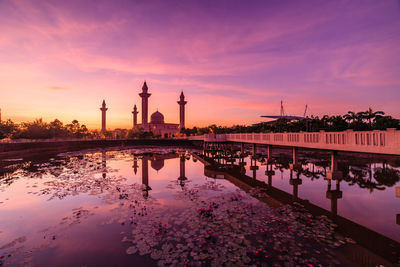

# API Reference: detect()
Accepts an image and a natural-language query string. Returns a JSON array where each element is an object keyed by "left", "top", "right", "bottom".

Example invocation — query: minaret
[
  {"left": 102, "top": 150, "right": 107, "bottom": 178},
  {"left": 132, "top": 105, "right": 138, "bottom": 129},
  {"left": 139, "top": 81, "right": 151, "bottom": 125},
  {"left": 100, "top": 100, "right": 108, "bottom": 133},
  {"left": 177, "top": 91, "right": 187, "bottom": 130},
  {"left": 178, "top": 155, "right": 187, "bottom": 189},
  {"left": 133, "top": 156, "right": 139, "bottom": 175},
  {"left": 141, "top": 157, "right": 151, "bottom": 198}
]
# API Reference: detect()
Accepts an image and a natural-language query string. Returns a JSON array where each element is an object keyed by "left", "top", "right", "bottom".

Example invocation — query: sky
[{"left": 1, "top": 0, "right": 400, "bottom": 129}]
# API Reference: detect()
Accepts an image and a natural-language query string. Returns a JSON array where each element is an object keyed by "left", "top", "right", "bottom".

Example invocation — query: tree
[
  {"left": 343, "top": 111, "right": 357, "bottom": 125},
  {"left": 48, "top": 119, "right": 67, "bottom": 138},
  {"left": 328, "top": 115, "right": 348, "bottom": 131},
  {"left": 0, "top": 119, "right": 17, "bottom": 139},
  {"left": 363, "top": 108, "right": 384, "bottom": 129},
  {"left": 16, "top": 118, "right": 50, "bottom": 139},
  {"left": 373, "top": 115, "right": 400, "bottom": 130},
  {"left": 344, "top": 111, "right": 368, "bottom": 131},
  {"left": 65, "top": 120, "right": 90, "bottom": 138},
  {"left": 374, "top": 167, "right": 400, "bottom": 187}
]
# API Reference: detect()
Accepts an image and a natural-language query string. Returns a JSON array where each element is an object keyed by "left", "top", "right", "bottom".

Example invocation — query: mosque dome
[
  {"left": 150, "top": 111, "right": 164, "bottom": 124},
  {"left": 151, "top": 159, "right": 164, "bottom": 171}
]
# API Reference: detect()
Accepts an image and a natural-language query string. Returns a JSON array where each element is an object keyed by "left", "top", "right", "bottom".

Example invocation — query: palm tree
[
  {"left": 363, "top": 107, "right": 384, "bottom": 129},
  {"left": 374, "top": 167, "right": 400, "bottom": 187},
  {"left": 321, "top": 115, "right": 330, "bottom": 129},
  {"left": 343, "top": 111, "right": 357, "bottom": 125}
]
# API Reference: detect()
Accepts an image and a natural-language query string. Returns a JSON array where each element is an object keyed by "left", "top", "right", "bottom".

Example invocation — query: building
[
  {"left": 132, "top": 81, "right": 187, "bottom": 137},
  {"left": 100, "top": 100, "right": 108, "bottom": 133}
]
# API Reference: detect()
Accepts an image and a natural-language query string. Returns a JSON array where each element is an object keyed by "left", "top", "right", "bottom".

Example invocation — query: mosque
[{"left": 100, "top": 81, "right": 187, "bottom": 137}]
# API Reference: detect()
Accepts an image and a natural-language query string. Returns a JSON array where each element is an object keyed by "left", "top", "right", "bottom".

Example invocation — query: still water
[
  {"left": 237, "top": 148, "right": 400, "bottom": 244},
  {"left": 0, "top": 146, "right": 398, "bottom": 266}
]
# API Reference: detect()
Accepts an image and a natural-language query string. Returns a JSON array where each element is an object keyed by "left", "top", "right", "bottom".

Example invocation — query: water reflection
[
  {"left": 289, "top": 169, "right": 302, "bottom": 201},
  {"left": 202, "top": 146, "right": 400, "bottom": 247},
  {"left": 178, "top": 155, "right": 187, "bottom": 189},
  {"left": 326, "top": 179, "right": 342, "bottom": 216},
  {"left": 141, "top": 156, "right": 151, "bottom": 198},
  {"left": 102, "top": 149, "right": 107, "bottom": 178},
  {"left": 132, "top": 155, "right": 138, "bottom": 174},
  {"left": 0, "top": 149, "right": 196, "bottom": 266},
  {"left": 201, "top": 146, "right": 400, "bottom": 263},
  {"left": 0, "top": 146, "right": 400, "bottom": 266}
]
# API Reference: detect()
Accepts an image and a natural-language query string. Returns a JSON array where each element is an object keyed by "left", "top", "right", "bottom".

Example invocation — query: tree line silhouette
[
  {"left": 0, "top": 118, "right": 93, "bottom": 140},
  {"left": 0, "top": 108, "right": 399, "bottom": 140},
  {"left": 182, "top": 108, "right": 400, "bottom": 135}
]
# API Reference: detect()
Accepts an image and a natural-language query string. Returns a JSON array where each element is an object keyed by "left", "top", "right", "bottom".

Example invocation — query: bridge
[{"left": 189, "top": 128, "right": 400, "bottom": 155}]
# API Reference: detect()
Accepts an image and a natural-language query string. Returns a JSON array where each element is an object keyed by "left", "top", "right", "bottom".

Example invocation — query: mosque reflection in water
[
  {"left": 104, "top": 151, "right": 190, "bottom": 199},
  {"left": 140, "top": 153, "right": 188, "bottom": 197},
  {"left": 1, "top": 146, "right": 400, "bottom": 265},
  {"left": 112, "top": 145, "right": 400, "bottom": 236}
]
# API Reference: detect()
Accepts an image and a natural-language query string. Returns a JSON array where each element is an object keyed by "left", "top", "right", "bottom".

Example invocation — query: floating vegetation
[
  {"left": 0, "top": 148, "right": 358, "bottom": 266},
  {"left": 122, "top": 184, "right": 343, "bottom": 266}
]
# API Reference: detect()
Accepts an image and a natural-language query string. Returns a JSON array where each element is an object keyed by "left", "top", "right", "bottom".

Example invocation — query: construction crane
[
  {"left": 303, "top": 104, "right": 308, "bottom": 118},
  {"left": 280, "top": 100, "right": 285, "bottom": 117}
]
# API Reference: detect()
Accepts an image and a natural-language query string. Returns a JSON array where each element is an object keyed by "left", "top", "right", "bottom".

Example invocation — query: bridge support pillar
[
  {"left": 290, "top": 147, "right": 301, "bottom": 170},
  {"left": 266, "top": 145, "right": 271, "bottom": 160},
  {"left": 327, "top": 151, "right": 342, "bottom": 180},
  {"left": 265, "top": 164, "right": 275, "bottom": 187},
  {"left": 396, "top": 187, "right": 400, "bottom": 225},
  {"left": 326, "top": 179, "right": 342, "bottom": 216},
  {"left": 250, "top": 161, "right": 259, "bottom": 179},
  {"left": 252, "top": 143, "right": 256, "bottom": 157},
  {"left": 289, "top": 170, "right": 302, "bottom": 201}
]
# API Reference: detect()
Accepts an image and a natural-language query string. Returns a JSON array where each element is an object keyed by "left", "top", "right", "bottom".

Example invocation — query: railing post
[{"left": 345, "top": 129, "right": 353, "bottom": 146}]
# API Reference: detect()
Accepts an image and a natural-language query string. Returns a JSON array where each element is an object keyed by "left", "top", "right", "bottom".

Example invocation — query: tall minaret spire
[
  {"left": 177, "top": 91, "right": 187, "bottom": 130},
  {"left": 100, "top": 100, "right": 108, "bottom": 133},
  {"left": 139, "top": 81, "right": 151, "bottom": 125},
  {"left": 178, "top": 154, "right": 187, "bottom": 189},
  {"left": 132, "top": 104, "right": 138, "bottom": 129}
]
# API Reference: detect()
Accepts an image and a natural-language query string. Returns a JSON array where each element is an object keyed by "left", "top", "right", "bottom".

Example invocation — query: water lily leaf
[{"left": 126, "top": 246, "right": 137, "bottom": 255}]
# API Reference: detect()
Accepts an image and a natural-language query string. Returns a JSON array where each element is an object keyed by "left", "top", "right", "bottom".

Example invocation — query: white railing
[{"left": 201, "top": 129, "right": 400, "bottom": 155}]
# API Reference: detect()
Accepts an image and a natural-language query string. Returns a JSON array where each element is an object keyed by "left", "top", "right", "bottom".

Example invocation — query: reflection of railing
[
  {"left": 198, "top": 153, "right": 400, "bottom": 263},
  {"left": 197, "top": 129, "right": 400, "bottom": 155}
]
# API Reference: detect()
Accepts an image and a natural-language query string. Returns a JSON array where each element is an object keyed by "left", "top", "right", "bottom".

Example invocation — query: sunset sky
[{"left": 1, "top": 0, "right": 400, "bottom": 129}]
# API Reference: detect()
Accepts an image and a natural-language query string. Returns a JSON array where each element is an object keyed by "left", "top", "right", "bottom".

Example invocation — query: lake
[{"left": 0, "top": 146, "right": 399, "bottom": 266}]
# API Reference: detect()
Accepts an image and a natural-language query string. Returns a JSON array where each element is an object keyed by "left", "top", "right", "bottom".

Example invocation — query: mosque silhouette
[{"left": 100, "top": 81, "right": 187, "bottom": 137}]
